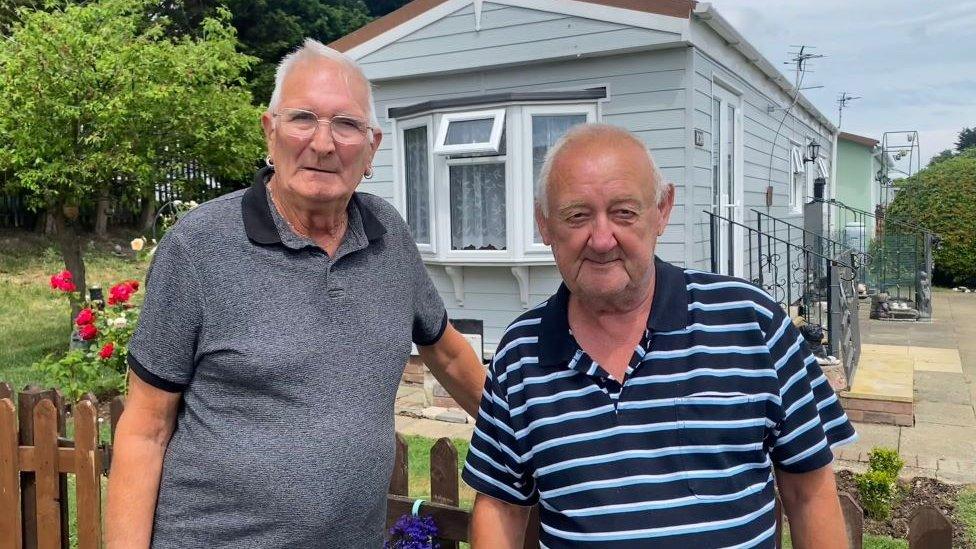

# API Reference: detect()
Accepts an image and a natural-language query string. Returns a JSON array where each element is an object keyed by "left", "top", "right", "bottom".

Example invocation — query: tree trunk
[
  {"left": 51, "top": 203, "right": 87, "bottom": 319},
  {"left": 138, "top": 187, "right": 156, "bottom": 233},
  {"left": 94, "top": 186, "right": 110, "bottom": 238}
]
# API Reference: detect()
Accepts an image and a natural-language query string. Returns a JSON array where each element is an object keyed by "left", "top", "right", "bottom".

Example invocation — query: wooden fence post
[
  {"left": 73, "top": 399, "right": 102, "bottom": 549},
  {"left": 389, "top": 433, "right": 408, "bottom": 497},
  {"left": 32, "top": 400, "right": 61, "bottom": 549},
  {"left": 0, "top": 382, "right": 12, "bottom": 401},
  {"left": 17, "top": 387, "right": 58, "bottom": 549},
  {"left": 908, "top": 506, "right": 952, "bottom": 549},
  {"left": 430, "top": 438, "right": 459, "bottom": 549},
  {"left": 839, "top": 492, "right": 863, "bottom": 549},
  {"left": 774, "top": 493, "right": 783, "bottom": 548},
  {"left": 0, "top": 397, "right": 22, "bottom": 549}
]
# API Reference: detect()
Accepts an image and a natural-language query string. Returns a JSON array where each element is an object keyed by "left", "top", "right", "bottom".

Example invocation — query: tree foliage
[
  {"left": 956, "top": 127, "right": 976, "bottom": 152},
  {"left": 888, "top": 149, "right": 976, "bottom": 285},
  {"left": 0, "top": 0, "right": 264, "bottom": 297},
  {"left": 155, "top": 0, "right": 373, "bottom": 105}
]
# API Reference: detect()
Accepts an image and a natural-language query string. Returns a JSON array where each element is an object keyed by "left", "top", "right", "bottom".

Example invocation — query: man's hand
[
  {"left": 105, "top": 372, "right": 181, "bottom": 548},
  {"left": 418, "top": 324, "right": 487, "bottom": 417},
  {"left": 470, "top": 493, "right": 532, "bottom": 548},
  {"left": 776, "top": 464, "right": 848, "bottom": 549}
]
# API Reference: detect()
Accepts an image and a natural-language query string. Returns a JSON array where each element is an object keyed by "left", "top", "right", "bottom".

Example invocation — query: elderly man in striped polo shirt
[{"left": 462, "top": 123, "right": 857, "bottom": 548}]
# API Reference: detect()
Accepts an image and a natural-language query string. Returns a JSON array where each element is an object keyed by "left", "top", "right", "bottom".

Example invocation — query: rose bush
[{"left": 34, "top": 272, "right": 141, "bottom": 401}]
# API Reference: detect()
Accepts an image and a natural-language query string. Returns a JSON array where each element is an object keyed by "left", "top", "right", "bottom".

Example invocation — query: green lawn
[{"left": 0, "top": 230, "right": 147, "bottom": 392}]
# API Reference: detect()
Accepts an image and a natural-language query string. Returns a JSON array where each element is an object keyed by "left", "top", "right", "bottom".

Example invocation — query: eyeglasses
[{"left": 273, "top": 108, "right": 371, "bottom": 145}]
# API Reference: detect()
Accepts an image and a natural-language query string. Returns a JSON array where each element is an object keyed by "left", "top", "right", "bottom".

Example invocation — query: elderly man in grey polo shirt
[{"left": 105, "top": 39, "right": 486, "bottom": 548}]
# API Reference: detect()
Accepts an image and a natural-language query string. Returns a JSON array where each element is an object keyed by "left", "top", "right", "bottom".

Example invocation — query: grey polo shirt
[{"left": 128, "top": 166, "right": 447, "bottom": 548}]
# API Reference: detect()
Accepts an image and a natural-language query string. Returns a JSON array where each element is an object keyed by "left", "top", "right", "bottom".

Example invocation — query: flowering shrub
[
  {"left": 34, "top": 274, "right": 141, "bottom": 401},
  {"left": 385, "top": 515, "right": 440, "bottom": 549}
]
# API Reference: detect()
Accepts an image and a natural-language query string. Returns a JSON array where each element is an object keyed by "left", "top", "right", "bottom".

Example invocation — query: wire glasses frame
[{"left": 273, "top": 108, "right": 371, "bottom": 145}]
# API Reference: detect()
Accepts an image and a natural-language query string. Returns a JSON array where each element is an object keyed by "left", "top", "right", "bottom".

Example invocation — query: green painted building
[{"left": 835, "top": 132, "right": 889, "bottom": 241}]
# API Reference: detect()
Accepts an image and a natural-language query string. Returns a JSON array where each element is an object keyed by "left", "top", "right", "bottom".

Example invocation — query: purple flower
[{"left": 385, "top": 514, "right": 440, "bottom": 549}]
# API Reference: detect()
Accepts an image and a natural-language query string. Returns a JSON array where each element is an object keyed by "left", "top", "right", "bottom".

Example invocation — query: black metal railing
[
  {"left": 814, "top": 198, "right": 936, "bottom": 319},
  {"left": 706, "top": 210, "right": 855, "bottom": 318}
]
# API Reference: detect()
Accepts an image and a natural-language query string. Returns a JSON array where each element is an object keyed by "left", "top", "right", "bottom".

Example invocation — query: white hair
[
  {"left": 268, "top": 38, "right": 380, "bottom": 134},
  {"left": 536, "top": 123, "right": 668, "bottom": 216}
]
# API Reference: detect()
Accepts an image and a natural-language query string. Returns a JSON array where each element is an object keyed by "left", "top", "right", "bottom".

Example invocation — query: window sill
[
  {"left": 421, "top": 258, "right": 557, "bottom": 309},
  {"left": 421, "top": 257, "right": 555, "bottom": 267}
]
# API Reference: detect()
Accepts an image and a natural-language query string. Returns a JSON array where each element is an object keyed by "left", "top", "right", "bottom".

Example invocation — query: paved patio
[{"left": 835, "top": 289, "right": 976, "bottom": 484}]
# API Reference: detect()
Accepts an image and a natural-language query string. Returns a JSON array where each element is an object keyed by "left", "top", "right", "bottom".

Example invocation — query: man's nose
[
  {"left": 587, "top": 216, "right": 618, "bottom": 253},
  {"left": 308, "top": 121, "right": 337, "bottom": 154}
]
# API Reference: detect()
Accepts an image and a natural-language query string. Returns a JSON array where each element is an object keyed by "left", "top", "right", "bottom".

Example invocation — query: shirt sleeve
[
  {"left": 765, "top": 311, "right": 858, "bottom": 473},
  {"left": 127, "top": 231, "right": 205, "bottom": 392},
  {"left": 407, "top": 235, "right": 447, "bottom": 346},
  {"left": 461, "top": 362, "right": 538, "bottom": 505}
]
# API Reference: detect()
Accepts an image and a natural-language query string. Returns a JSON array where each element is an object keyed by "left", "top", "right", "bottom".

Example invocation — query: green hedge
[{"left": 887, "top": 149, "right": 976, "bottom": 285}]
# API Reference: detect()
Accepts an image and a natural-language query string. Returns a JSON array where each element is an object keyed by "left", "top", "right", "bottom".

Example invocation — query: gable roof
[
  {"left": 839, "top": 131, "right": 879, "bottom": 148},
  {"left": 330, "top": 0, "right": 697, "bottom": 53}
]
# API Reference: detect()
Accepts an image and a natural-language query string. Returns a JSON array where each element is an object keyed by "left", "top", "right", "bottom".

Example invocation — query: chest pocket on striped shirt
[{"left": 675, "top": 394, "right": 770, "bottom": 498}]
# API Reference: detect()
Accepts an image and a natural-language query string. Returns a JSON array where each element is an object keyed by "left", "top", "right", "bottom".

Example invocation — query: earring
[
  {"left": 265, "top": 155, "right": 274, "bottom": 168},
  {"left": 363, "top": 167, "right": 374, "bottom": 179}
]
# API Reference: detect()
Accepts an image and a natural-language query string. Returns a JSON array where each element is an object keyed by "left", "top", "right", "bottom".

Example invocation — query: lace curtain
[
  {"left": 450, "top": 163, "right": 506, "bottom": 250},
  {"left": 403, "top": 126, "right": 430, "bottom": 243}
]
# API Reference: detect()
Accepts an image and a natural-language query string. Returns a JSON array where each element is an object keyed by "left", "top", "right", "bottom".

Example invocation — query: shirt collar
[
  {"left": 538, "top": 256, "right": 691, "bottom": 367},
  {"left": 242, "top": 165, "right": 387, "bottom": 246}
]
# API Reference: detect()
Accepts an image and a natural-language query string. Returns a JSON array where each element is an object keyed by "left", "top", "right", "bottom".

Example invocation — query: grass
[
  {"left": 958, "top": 486, "right": 976, "bottom": 547},
  {"left": 782, "top": 527, "right": 908, "bottom": 548},
  {"left": 0, "top": 230, "right": 147, "bottom": 391}
]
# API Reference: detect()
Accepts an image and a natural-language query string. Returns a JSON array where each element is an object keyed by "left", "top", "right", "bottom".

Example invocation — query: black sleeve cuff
[
  {"left": 413, "top": 311, "right": 449, "bottom": 347},
  {"left": 127, "top": 353, "right": 187, "bottom": 393}
]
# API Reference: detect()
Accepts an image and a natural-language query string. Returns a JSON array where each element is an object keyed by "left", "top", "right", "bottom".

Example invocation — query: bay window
[{"left": 393, "top": 94, "right": 599, "bottom": 263}]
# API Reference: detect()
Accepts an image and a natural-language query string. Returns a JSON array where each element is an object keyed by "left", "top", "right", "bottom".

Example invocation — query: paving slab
[
  {"left": 914, "top": 371, "right": 973, "bottom": 405},
  {"left": 844, "top": 421, "right": 900, "bottom": 458},
  {"left": 898, "top": 421, "right": 976, "bottom": 463},
  {"left": 909, "top": 346, "right": 964, "bottom": 373},
  {"left": 913, "top": 400, "right": 976, "bottom": 427},
  {"left": 844, "top": 352, "right": 913, "bottom": 402}
]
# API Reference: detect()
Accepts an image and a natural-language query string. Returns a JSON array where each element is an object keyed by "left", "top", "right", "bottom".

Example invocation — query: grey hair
[
  {"left": 536, "top": 123, "right": 668, "bottom": 216},
  {"left": 268, "top": 38, "right": 380, "bottom": 135}
]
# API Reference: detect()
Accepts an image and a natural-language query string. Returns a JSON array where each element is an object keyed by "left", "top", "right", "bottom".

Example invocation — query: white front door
[{"left": 711, "top": 84, "right": 744, "bottom": 277}]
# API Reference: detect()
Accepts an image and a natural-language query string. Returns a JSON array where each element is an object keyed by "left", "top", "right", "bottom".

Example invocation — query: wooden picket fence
[{"left": 0, "top": 381, "right": 957, "bottom": 548}]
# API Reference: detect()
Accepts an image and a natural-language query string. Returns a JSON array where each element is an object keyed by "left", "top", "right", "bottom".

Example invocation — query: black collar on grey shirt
[
  {"left": 242, "top": 165, "right": 387, "bottom": 246},
  {"left": 537, "top": 257, "right": 691, "bottom": 367}
]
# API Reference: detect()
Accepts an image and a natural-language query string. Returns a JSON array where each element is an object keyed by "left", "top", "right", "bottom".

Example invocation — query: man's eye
[
  {"left": 333, "top": 117, "right": 363, "bottom": 132},
  {"left": 287, "top": 112, "right": 317, "bottom": 124}
]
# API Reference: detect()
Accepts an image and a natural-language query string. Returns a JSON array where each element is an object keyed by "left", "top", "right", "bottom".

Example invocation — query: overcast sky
[{"left": 711, "top": 0, "right": 976, "bottom": 169}]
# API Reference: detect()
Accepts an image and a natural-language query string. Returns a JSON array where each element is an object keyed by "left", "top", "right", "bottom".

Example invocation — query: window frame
[
  {"left": 520, "top": 104, "right": 598, "bottom": 254},
  {"left": 394, "top": 115, "right": 436, "bottom": 253},
  {"left": 789, "top": 141, "right": 805, "bottom": 212},
  {"left": 433, "top": 108, "right": 506, "bottom": 156},
  {"left": 441, "top": 154, "right": 511, "bottom": 259}
]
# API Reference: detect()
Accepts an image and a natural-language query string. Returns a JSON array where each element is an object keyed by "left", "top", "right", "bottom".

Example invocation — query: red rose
[
  {"left": 98, "top": 342, "right": 115, "bottom": 359},
  {"left": 49, "top": 270, "right": 76, "bottom": 293},
  {"left": 124, "top": 279, "right": 140, "bottom": 292},
  {"left": 75, "top": 308, "right": 95, "bottom": 326},
  {"left": 78, "top": 323, "right": 98, "bottom": 341},
  {"left": 108, "top": 282, "right": 135, "bottom": 305}
]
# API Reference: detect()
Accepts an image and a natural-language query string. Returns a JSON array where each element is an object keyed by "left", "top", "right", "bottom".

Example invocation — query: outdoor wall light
[{"left": 804, "top": 140, "right": 821, "bottom": 163}]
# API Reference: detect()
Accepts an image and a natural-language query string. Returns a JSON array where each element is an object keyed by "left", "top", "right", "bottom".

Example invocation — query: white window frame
[
  {"left": 439, "top": 154, "right": 512, "bottom": 259},
  {"left": 790, "top": 142, "right": 804, "bottom": 212},
  {"left": 816, "top": 157, "right": 829, "bottom": 179},
  {"left": 520, "top": 104, "right": 598, "bottom": 254},
  {"left": 394, "top": 115, "right": 436, "bottom": 253},
  {"left": 433, "top": 109, "right": 506, "bottom": 155}
]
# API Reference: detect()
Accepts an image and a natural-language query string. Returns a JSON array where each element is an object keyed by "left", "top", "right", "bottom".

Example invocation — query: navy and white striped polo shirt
[{"left": 462, "top": 257, "right": 857, "bottom": 548}]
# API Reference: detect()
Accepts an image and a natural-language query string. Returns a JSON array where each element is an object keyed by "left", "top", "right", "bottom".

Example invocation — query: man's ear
[
  {"left": 656, "top": 183, "right": 676, "bottom": 237},
  {"left": 261, "top": 111, "right": 275, "bottom": 155},
  {"left": 535, "top": 203, "right": 552, "bottom": 245}
]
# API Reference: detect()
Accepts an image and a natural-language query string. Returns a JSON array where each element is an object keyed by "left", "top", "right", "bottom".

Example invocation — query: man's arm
[
  {"left": 470, "top": 493, "right": 532, "bottom": 549},
  {"left": 105, "top": 373, "right": 181, "bottom": 548},
  {"left": 418, "top": 324, "right": 486, "bottom": 417},
  {"left": 776, "top": 464, "right": 847, "bottom": 549}
]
